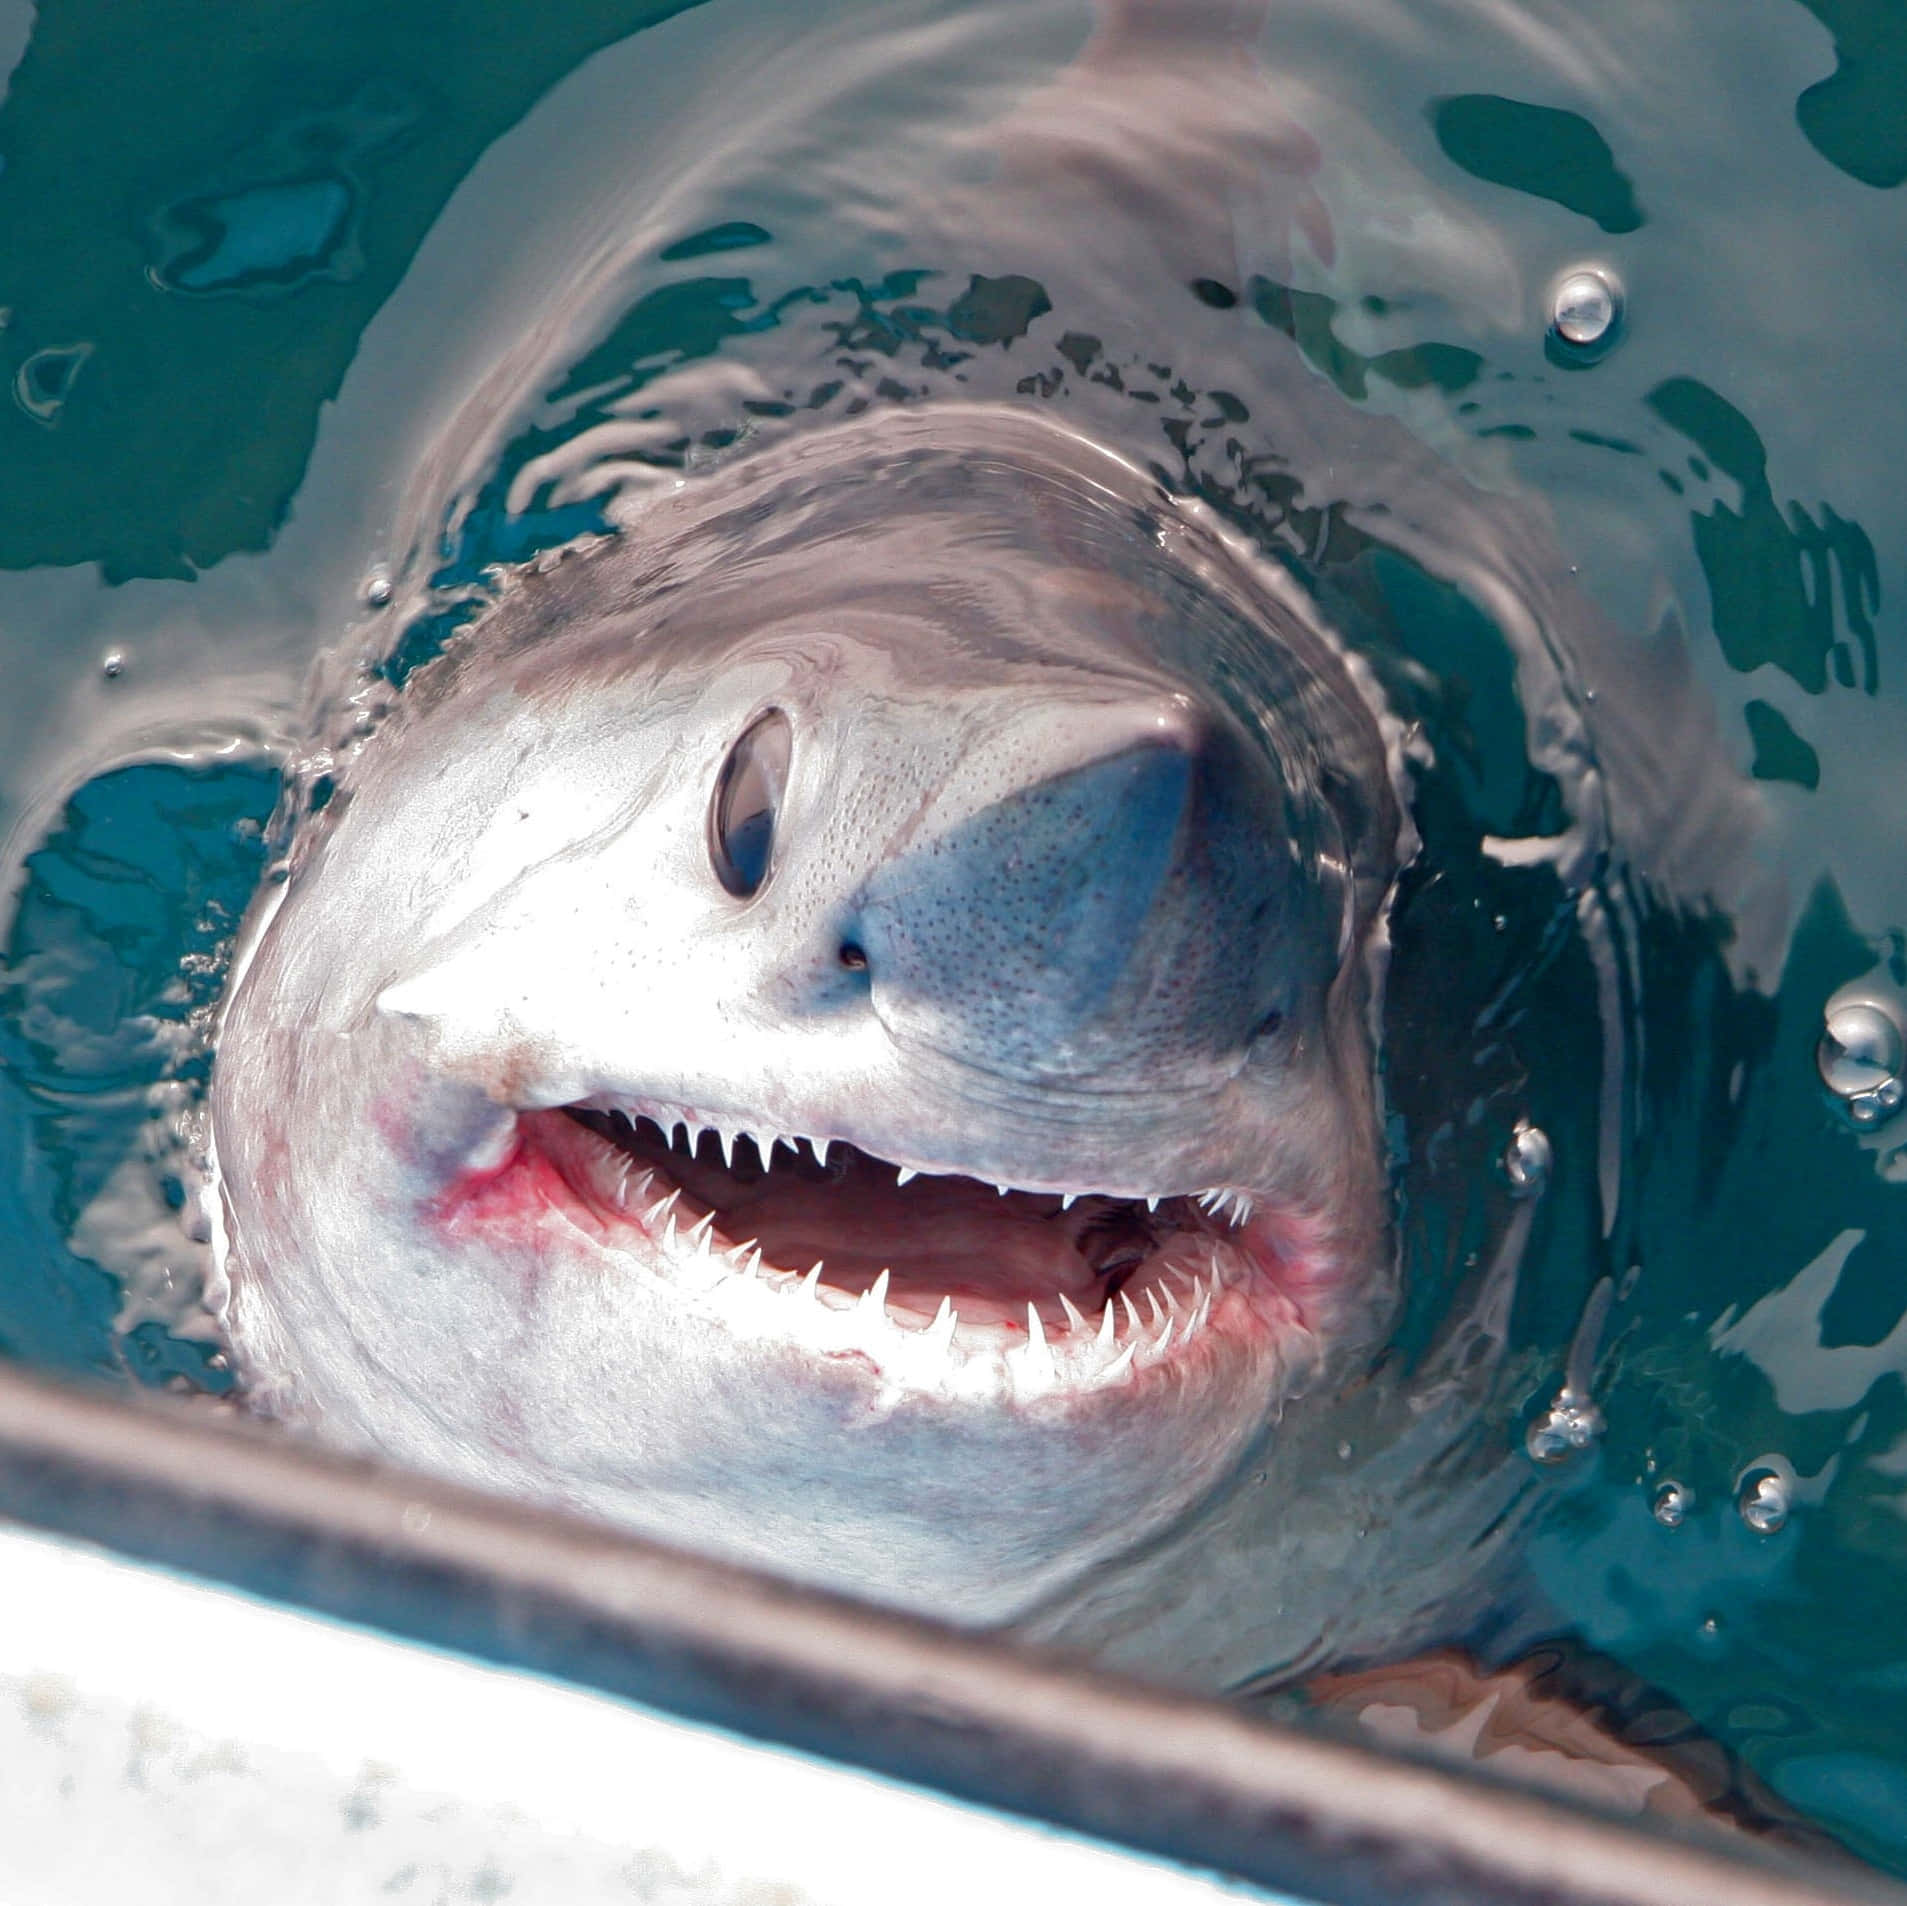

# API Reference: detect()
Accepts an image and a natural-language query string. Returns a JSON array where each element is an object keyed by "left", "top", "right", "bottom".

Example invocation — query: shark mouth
[{"left": 443, "top": 1102, "right": 1326, "bottom": 1405}]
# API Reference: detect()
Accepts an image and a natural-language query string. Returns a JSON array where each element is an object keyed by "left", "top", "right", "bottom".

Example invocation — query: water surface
[{"left": 2, "top": 0, "right": 1906, "bottom": 1871}]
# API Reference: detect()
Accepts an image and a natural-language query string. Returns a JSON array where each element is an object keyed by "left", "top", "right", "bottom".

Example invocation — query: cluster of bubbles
[
  {"left": 1518, "top": 903, "right": 1861, "bottom": 1562},
  {"left": 1638, "top": 1001, "right": 1893, "bottom": 1536},
  {"left": 1525, "top": 1389, "right": 1605, "bottom": 1464},
  {"left": 1500, "top": 926, "right": 1876, "bottom": 1560},
  {"left": 1512, "top": 1117, "right": 1599, "bottom": 1466},
  {"left": 1646, "top": 1470, "right": 1791, "bottom": 1534},
  {"left": 1818, "top": 998, "right": 1905, "bottom": 1128}
]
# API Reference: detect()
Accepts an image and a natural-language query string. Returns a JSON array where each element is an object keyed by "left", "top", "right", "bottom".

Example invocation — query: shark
[
  {"left": 200, "top": 7, "right": 1803, "bottom": 1849},
  {"left": 211, "top": 403, "right": 1412, "bottom": 1624}
]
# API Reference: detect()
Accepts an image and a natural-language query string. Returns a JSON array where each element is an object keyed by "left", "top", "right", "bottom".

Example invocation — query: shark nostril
[{"left": 838, "top": 940, "right": 869, "bottom": 970}]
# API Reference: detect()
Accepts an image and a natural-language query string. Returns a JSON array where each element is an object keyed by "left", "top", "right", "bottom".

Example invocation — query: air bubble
[
  {"left": 14, "top": 340, "right": 92, "bottom": 424},
  {"left": 100, "top": 650, "right": 126, "bottom": 680},
  {"left": 1526, "top": 1388, "right": 1604, "bottom": 1464},
  {"left": 1652, "top": 1480, "right": 1692, "bottom": 1528},
  {"left": 1738, "top": 1467, "right": 1790, "bottom": 1534},
  {"left": 1505, "top": 1120, "right": 1552, "bottom": 1196},
  {"left": 362, "top": 568, "right": 394, "bottom": 608},
  {"left": 1818, "top": 999, "right": 1904, "bottom": 1127},
  {"left": 1549, "top": 268, "right": 1621, "bottom": 348}
]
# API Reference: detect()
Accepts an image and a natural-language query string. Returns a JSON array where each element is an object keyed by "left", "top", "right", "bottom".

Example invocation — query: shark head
[{"left": 212, "top": 407, "right": 1409, "bottom": 1623}]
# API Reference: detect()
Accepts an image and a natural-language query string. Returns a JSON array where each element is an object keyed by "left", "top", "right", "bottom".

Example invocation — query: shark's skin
[
  {"left": 212, "top": 406, "right": 1410, "bottom": 1624},
  {"left": 206, "top": 0, "right": 1779, "bottom": 1693}
]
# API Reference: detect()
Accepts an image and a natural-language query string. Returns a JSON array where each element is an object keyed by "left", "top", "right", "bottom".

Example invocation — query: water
[{"left": 3, "top": 0, "right": 1906, "bottom": 1873}]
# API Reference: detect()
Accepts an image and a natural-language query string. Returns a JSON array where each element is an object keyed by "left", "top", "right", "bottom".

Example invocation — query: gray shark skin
[
  {"left": 206, "top": 0, "right": 1781, "bottom": 1690},
  {"left": 212, "top": 405, "right": 1411, "bottom": 1626}
]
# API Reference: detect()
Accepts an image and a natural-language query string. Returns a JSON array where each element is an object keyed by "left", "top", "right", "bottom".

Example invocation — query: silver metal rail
[{"left": 0, "top": 1364, "right": 1890, "bottom": 1906}]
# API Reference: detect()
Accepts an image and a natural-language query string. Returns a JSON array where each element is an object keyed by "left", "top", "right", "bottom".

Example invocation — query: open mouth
[{"left": 451, "top": 1103, "right": 1321, "bottom": 1404}]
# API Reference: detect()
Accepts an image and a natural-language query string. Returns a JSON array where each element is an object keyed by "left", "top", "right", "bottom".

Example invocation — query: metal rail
[{"left": 0, "top": 1363, "right": 1889, "bottom": 1906}]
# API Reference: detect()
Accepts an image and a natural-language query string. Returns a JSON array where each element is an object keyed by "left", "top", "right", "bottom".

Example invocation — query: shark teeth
[
  {"left": 1016, "top": 1304, "right": 1057, "bottom": 1393},
  {"left": 1196, "top": 1188, "right": 1255, "bottom": 1228},
  {"left": 926, "top": 1296, "right": 957, "bottom": 1353},
  {"left": 583, "top": 1098, "right": 1254, "bottom": 1218},
  {"left": 613, "top": 1164, "right": 656, "bottom": 1212},
  {"left": 557, "top": 1105, "right": 1257, "bottom": 1405},
  {"left": 635, "top": 1211, "right": 1228, "bottom": 1404}
]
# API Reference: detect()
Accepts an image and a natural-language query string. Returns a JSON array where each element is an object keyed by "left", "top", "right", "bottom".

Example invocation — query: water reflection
[
  {"left": 0, "top": 757, "right": 273, "bottom": 1381},
  {"left": 1648, "top": 375, "right": 1879, "bottom": 695},
  {"left": 1432, "top": 93, "right": 1644, "bottom": 232},
  {"left": 1791, "top": 0, "right": 1907, "bottom": 188},
  {"left": 0, "top": 0, "right": 699, "bottom": 575},
  {"left": 144, "top": 83, "right": 418, "bottom": 300}
]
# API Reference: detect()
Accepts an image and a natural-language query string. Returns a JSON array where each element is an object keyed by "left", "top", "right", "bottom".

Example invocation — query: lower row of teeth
[{"left": 605, "top": 1165, "right": 1226, "bottom": 1400}]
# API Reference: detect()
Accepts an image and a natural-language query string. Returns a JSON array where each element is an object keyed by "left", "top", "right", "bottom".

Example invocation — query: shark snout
[{"left": 846, "top": 699, "right": 1320, "bottom": 1087}]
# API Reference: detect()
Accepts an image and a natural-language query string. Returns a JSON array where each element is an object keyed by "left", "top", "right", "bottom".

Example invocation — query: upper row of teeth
[{"left": 605, "top": 1106, "right": 1254, "bottom": 1226}]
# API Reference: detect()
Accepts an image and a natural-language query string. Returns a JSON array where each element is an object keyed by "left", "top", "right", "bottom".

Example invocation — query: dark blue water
[{"left": 2, "top": 0, "right": 1905, "bottom": 1873}]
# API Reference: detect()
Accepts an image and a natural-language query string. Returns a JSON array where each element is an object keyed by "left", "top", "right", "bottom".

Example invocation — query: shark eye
[{"left": 709, "top": 708, "right": 792, "bottom": 898}]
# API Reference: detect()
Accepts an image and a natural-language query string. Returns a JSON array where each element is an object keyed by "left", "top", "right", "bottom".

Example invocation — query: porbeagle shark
[
  {"left": 214, "top": 405, "right": 1408, "bottom": 1621},
  {"left": 206, "top": 0, "right": 1806, "bottom": 1849}
]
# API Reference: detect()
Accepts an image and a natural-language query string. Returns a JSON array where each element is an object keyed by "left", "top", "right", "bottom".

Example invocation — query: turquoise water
[{"left": 2, "top": 0, "right": 1906, "bottom": 1874}]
